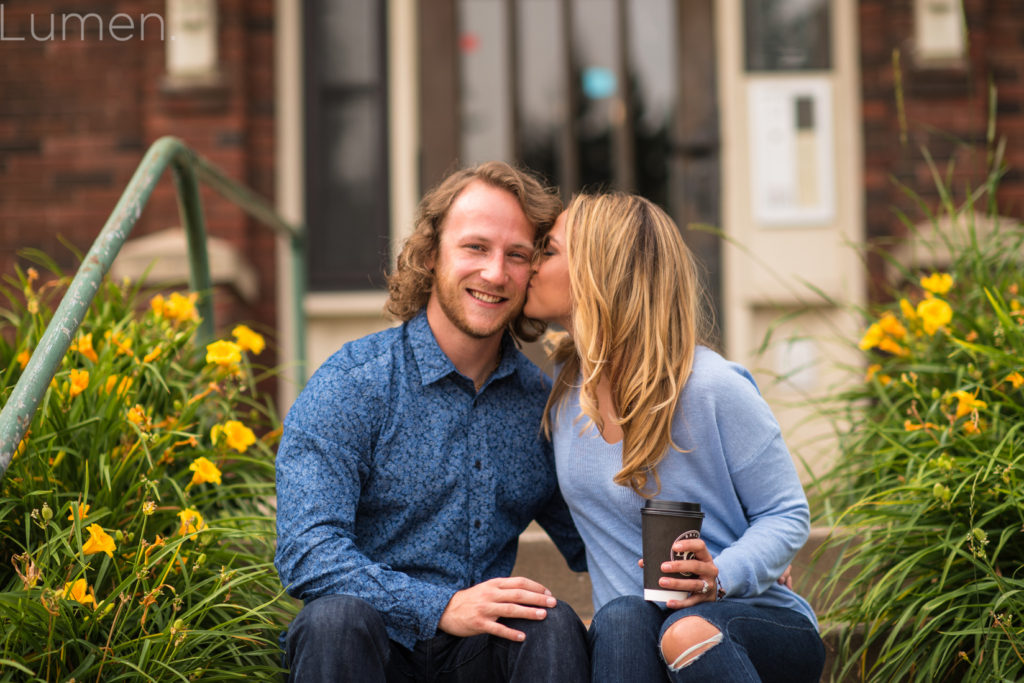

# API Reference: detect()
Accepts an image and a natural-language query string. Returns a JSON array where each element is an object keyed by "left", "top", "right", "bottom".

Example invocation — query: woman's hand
[
  {"left": 778, "top": 564, "right": 793, "bottom": 589},
  {"left": 639, "top": 537, "right": 719, "bottom": 609}
]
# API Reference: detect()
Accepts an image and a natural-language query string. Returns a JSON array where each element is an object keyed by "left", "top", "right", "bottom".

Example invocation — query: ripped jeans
[{"left": 588, "top": 596, "right": 824, "bottom": 683}]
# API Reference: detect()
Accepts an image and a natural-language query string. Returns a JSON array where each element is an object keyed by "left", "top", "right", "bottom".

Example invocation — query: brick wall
[
  {"left": 859, "top": 0, "right": 1024, "bottom": 298},
  {"left": 0, "top": 0, "right": 277, "bottom": 349}
]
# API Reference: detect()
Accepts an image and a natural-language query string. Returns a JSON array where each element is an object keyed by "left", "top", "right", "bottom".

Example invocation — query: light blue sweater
[{"left": 552, "top": 346, "right": 817, "bottom": 627}]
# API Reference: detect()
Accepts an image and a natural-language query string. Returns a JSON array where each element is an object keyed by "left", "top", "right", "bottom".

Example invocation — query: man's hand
[{"left": 438, "top": 577, "right": 557, "bottom": 641}]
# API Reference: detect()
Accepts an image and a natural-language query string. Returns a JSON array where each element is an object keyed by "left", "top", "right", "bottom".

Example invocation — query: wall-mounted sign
[
  {"left": 166, "top": 0, "right": 218, "bottom": 79},
  {"left": 748, "top": 77, "right": 835, "bottom": 227}
]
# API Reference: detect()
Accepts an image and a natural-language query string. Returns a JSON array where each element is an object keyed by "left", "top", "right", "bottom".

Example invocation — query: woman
[{"left": 524, "top": 193, "right": 825, "bottom": 682}]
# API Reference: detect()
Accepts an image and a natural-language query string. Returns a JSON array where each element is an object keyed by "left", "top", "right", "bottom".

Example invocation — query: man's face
[{"left": 427, "top": 180, "right": 536, "bottom": 341}]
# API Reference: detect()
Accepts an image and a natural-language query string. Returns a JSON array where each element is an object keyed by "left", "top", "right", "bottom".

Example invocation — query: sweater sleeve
[
  {"left": 702, "top": 358, "right": 811, "bottom": 599},
  {"left": 713, "top": 432, "right": 810, "bottom": 598}
]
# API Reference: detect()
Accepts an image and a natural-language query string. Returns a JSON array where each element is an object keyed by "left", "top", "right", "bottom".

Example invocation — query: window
[
  {"left": 304, "top": 0, "right": 390, "bottom": 291},
  {"left": 744, "top": 0, "right": 831, "bottom": 72},
  {"left": 457, "top": 0, "right": 677, "bottom": 206}
]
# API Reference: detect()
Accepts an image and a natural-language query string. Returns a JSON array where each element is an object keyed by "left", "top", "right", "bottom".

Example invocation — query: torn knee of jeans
[{"left": 660, "top": 618, "right": 724, "bottom": 671}]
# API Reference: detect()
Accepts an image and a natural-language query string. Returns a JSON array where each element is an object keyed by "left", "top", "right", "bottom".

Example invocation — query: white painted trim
[
  {"left": 305, "top": 291, "right": 390, "bottom": 318},
  {"left": 716, "top": 0, "right": 745, "bottom": 362},
  {"left": 388, "top": 0, "right": 420, "bottom": 262},
  {"left": 274, "top": 0, "right": 305, "bottom": 410}
]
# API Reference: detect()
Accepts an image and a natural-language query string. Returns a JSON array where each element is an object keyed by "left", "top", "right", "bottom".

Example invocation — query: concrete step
[
  {"left": 511, "top": 522, "right": 594, "bottom": 621},
  {"left": 512, "top": 524, "right": 842, "bottom": 618},
  {"left": 513, "top": 524, "right": 865, "bottom": 680}
]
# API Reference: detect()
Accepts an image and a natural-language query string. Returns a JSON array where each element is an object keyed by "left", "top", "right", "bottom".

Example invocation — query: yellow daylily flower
[
  {"left": 899, "top": 298, "right": 918, "bottom": 324},
  {"left": 142, "top": 345, "right": 162, "bottom": 364},
  {"left": 164, "top": 291, "right": 199, "bottom": 323},
  {"left": 70, "top": 333, "right": 99, "bottom": 363},
  {"left": 144, "top": 534, "right": 166, "bottom": 562},
  {"left": 205, "top": 340, "right": 242, "bottom": 368},
  {"left": 904, "top": 419, "right": 942, "bottom": 432},
  {"left": 60, "top": 579, "right": 96, "bottom": 609},
  {"left": 16, "top": 349, "right": 30, "bottom": 369},
  {"left": 865, "top": 364, "right": 892, "bottom": 386},
  {"left": 877, "top": 337, "right": 908, "bottom": 357},
  {"left": 951, "top": 390, "right": 987, "bottom": 420},
  {"left": 1004, "top": 372, "right": 1024, "bottom": 389},
  {"left": 150, "top": 293, "right": 166, "bottom": 316},
  {"left": 103, "top": 374, "right": 134, "bottom": 397},
  {"left": 104, "top": 330, "right": 134, "bottom": 357},
  {"left": 859, "top": 313, "right": 909, "bottom": 355},
  {"left": 232, "top": 324, "right": 265, "bottom": 355},
  {"left": 177, "top": 508, "right": 206, "bottom": 536},
  {"left": 878, "top": 313, "right": 907, "bottom": 339},
  {"left": 127, "top": 404, "right": 148, "bottom": 427},
  {"left": 210, "top": 421, "right": 256, "bottom": 454},
  {"left": 67, "top": 503, "right": 90, "bottom": 521},
  {"left": 917, "top": 298, "right": 953, "bottom": 335},
  {"left": 67, "top": 369, "right": 89, "bottom": 398},
  {"left": 859, "top": 323, "right": 884, "bottom": 350},
  {"left": 189, "top": 456, "right": 222, "bottom": 486},
  {"left": 82, "top": 524, "right": 116, "bottom": 558},
  {"left": 920, "top": 272, "right": 954, "bottom": 295},
  {"left": 963, "top": 419, "right": 985, "bottom": 435},
  {"left": 13, "top": 433, "right": 29, "bottom": 461},
  {"left": 150, "top": 292, "right": 199, "bottom": 323},
  {"left": 212, "top": 420, "right": 256, "bottom": 453}
]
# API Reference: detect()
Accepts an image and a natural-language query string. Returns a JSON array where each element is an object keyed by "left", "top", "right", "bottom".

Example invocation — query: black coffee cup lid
[{"left": 643, "top": 500, "right": 701, "bottom": 513}]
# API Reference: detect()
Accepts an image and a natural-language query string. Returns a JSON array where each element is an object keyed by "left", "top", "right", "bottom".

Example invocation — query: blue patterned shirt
[{"left": 274, "top": 310, "right": 585, "bottom": 648}]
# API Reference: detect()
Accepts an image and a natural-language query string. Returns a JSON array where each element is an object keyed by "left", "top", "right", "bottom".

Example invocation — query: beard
[{"left": 433, "top": 275, "right": 523, "bottom": 340}]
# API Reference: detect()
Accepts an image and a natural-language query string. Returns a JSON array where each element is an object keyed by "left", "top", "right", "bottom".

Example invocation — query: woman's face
[{"left": 524, "top": 211, "right": 572, "bottom": 329}]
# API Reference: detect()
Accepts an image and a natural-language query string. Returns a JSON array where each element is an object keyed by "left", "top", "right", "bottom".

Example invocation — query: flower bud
[{"left": 40, "top": 504, "right": 53, "bottom": 523}]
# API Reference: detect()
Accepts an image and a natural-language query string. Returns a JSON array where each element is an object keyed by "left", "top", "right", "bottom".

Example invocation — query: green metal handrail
[{"left": 0, "top": 135, "right": 307, "bottom": 476}]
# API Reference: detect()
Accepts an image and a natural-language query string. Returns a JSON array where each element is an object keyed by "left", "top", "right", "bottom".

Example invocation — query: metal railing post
[
  {"left": 170, "top": 149, "right": 216, "bottom": 344},
  {"left": 0, "top": 136, "right": 307, "bottom": 477}
]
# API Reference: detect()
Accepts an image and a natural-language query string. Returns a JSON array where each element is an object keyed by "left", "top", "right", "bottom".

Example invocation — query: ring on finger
[{"left": 700, "top": 579, "right": 709, "bottom": 595}]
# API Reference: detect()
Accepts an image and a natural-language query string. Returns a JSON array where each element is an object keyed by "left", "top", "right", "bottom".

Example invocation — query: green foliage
[
  {"left": 817, "top": 155, "right": 1024, "bottom": 681},
  {"left": 0, "top": 256, "right": 295, "bottom": 681}
]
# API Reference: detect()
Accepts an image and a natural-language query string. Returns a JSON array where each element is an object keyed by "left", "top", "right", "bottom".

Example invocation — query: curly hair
[{"left": 386, "top": 161, "right": 562, "bottom": 343}]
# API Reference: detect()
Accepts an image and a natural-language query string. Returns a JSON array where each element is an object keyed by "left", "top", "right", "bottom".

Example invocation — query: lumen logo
[{"left": 0, "top": 5, "right": 166, "bottom": 42}]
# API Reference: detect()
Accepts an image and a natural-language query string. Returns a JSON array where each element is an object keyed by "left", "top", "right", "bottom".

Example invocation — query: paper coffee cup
[{"left": 640, "top": 500, "right": 704, "bottom": 602}]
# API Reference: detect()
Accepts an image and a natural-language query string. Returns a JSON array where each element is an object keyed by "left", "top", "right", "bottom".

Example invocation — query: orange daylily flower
[{"left": 82, "top": 524, "right": 116, "bottom": 558}]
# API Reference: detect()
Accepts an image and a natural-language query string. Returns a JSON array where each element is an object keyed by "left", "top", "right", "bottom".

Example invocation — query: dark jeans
[
  {"left": 588, "top": 595, "right": 825, "bottom": 683},
  {"left": 284, "top": 594, "right": 590, "bottom": 683}
]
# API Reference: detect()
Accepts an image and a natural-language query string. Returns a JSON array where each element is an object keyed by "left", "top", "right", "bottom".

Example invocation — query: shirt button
[
  {"left": 474, "top": 519, "right": 481, "bottom": 529},
  {"left": 474, "top": 459, "right": 481, "bottom": 470}
]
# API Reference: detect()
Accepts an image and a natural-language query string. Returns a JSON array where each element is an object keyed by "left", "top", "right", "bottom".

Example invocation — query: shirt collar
[{"left": 407, "top": 309, "right": 520, "bottom": 388}]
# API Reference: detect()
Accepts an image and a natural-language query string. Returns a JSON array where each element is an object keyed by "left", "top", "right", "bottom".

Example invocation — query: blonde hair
[
  {"left": 385, "top": 161, "right": 562, "bottom": 343},
  {"left": 543, "top": 193, "right": 712, "bottom": 495}
]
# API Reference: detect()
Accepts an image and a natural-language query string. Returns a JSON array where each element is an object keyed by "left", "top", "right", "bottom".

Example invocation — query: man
[{"left": 275, "top": 162, "right": 589, "bottom": 682}]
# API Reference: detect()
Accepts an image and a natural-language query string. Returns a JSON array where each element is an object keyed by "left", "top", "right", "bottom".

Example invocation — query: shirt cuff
[{"left": 386, "top": 583, "right": 458, "bottom": 649}]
